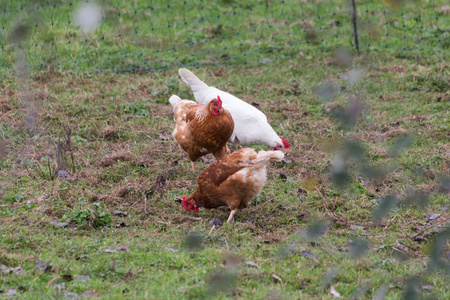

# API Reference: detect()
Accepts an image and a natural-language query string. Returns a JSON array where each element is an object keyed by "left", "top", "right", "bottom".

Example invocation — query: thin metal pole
[{"left": 351, "top": 0, "right": 360, "bottom": 55}]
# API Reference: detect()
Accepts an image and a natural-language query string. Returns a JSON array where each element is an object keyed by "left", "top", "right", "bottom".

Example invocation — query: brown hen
[
  {"left": 182, "top": 148, "right": 284, "bottom": 222},
  {"left": 169, "top": 94, "right": 234, "bottom": 172}
]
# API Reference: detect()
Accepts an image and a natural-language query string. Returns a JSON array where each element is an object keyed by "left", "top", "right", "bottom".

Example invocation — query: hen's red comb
[
  {"left": 280, "top": 136, "right": 290, "bottom": 149},
  {"left": 182, "top": 196, "right": 188, "bottom": 211},
  {"left": 217, "top": 95, "right": 222, "bottom": 108}
]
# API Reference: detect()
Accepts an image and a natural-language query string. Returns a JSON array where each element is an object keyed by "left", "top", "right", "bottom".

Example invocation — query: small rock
[
  {"left": 260, "top": 58, "right": 272, "bottom": 63},
  {"left": 51, "top": 221, "right": 69, "bottom": 228},
  {"left": 104, "top": 249, "right": 117, "bottom": 253},
  {"left": 165, "top": 247, "right": 178, "bottom": 253},
  {"left": 54, "top": 282, "right": 67, "bottom": 291},
  {"left": 159, "top": 134, "right": 172, "bottom": 140},
  {"left": 300, "top": 249, "right": 317, "bottom": 259},
  {"left": 115, "top": 222, "right": 128, "bottom": 228},
  {"left": 209, "top": 218, "right": 223, "bottom": 228},
  {"left": 113, "top": 210, "right": 128, "bottom": 216},
  {"left": 82, "top": 291, "right": 94, "bottom": 297},
  {"left": 199, "top": 156, "right": 213, "bottom": 164},
  {"left": 281, "top": 158, "right": 292, "bottom": 164},
  {"left": 77, "top": 275, "right": 89, "bottom": 282},
  {"left": 7, "top": 289, "right": 17, "bottom": 296},
  {"left": 245, "top": 261, "right": 260, "bottom": 269},
  {"left": 426, "top": 213, "right": 440, "bottom": 221},
  {"left": 350, "top": 225, "right": 363, "bottom": 231},
  {"left": 35, "top": 261, "right": 52, "bottom": 273},
  {"left": 63, "top": 292, "right": 79, "bottom": 299},
  {"left": 58, "top": 170, "right": 70, "bottom": 179},
  {"left": 117, "top": 245, "right": 129, "bottom": 252},
  {"left": 421, "top": 284, "right": 434, "bottom": 290}
]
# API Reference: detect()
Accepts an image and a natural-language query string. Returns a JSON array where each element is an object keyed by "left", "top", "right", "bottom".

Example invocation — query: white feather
[{"left": 178, "top": 68, "right": 283, "bottom": 148}]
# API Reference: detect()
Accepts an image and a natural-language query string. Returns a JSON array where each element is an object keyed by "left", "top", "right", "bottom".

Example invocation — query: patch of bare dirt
[
  {"left": 0, "top": 99, "right": 14, "bottom": 113},
  {"left": 99, "top": 150, "right": 136, "bottom": 167},
  {"left": 99, "top": 126, "right": 123, "bottom": 140}
]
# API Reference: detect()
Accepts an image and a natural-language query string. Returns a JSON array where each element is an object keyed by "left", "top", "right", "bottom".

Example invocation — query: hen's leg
[
  {"left": 191, "top": 161, "right": 196, "bottom": 172},
  {"left": 213, "top": 146, "right": 228, "bottom": 161},
  {"left": 226, "top": 208, "right": 239, "bottom": 223}
]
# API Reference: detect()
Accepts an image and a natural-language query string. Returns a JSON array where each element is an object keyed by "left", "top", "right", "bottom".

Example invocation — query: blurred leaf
[
  {"left": 438, "top": 175, "right": 450, "bottom": 193},
  {"left": 208, "top": 271, "right": 236, "bottom": 296},
  {"left": 373, "top": 285, "right": 388, "bottom": 300},
  {"left": 341, "top": 141, "right": 366, "bottom": 162},
  {"left": 184, "top": 232, "right": 204, "bottom": 251},
  {"left": 333, "top": 47, "right": 353, "bottom": 68},
  {"left": 322, "top": 267, "right": 340, "bottom": 288},
  {"left": 303, "top": 176, "right": 320, "bottom": 191},
  {"left": 347, "top": 68, "right": 365, "bottom": 86},
  {"left": 272, "top": 273, "right": 283, "bottom": 283},
  {"left": 305, "top": 30, "right": 319, "bottom": 44},
  {"left": 301, "top": 219, "right": 328, "bottom": 241},
  {"left": 403, "top": 189, "right": 429, "bottom": 208},
  {"left": 331, "top": 167, "right": 351, "bottom": 189},
  {"left": 329, "top": 99, "right": 364, "bottom": 129},
  {"left": 7, "top": 22, "right": 30, "bottom": 43},
  {"left": 428, "top": 227, "right": 450, "bottom": 274},
  {"left": 380, "top": 0, "right": 404, "bottom": 10},
  {"left": 316, "top": 81, "right": 338, "bottom": 102},
  {"left": 403, "top": 277, "right": 420, "bottom": 300},
  {"left": 74, "top": 3, "right": 102, "bottom": 34},
  {"left": 360, "top": 164, "right": 390, "bottom": 180},
  {"left": 389, "top": 135, "right": 414, "bottom": 157},
  {"left": 330, "top": 155, "right": 351, "bottom": 189},
  {"left": 277, "top": 244, "right": 297, "bottom": 259},
  {"left": 349, "top": 239, "right": 369, "bottom": 259},
  {"left": 373, "top": 195, "right": 398, "bottom": 221}
]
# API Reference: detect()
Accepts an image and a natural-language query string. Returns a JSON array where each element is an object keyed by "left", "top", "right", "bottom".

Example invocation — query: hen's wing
[
  {"left": 171, "top": 98, "right": 201, "bottom": 149},
  {"left": 197, "top": 148, "right": 262, "bottom": 187}
]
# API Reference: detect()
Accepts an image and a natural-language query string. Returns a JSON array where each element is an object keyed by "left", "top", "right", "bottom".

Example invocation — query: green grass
[
  {"left": 1, "top": 52, "right": 449, "bottom": 298},
  {"left": 0, "top": 0, "right": 449, "bottom": 75},
  {"left": 1, "top": 0, "right": 449, "bottom": 299}
]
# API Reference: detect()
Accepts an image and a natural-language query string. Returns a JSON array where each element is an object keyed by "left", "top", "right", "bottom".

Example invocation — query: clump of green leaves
[
  {"left": 119, "top": 103, "right": 151, "bottom": 116},
  {"left": 64, "top": 202, "right": 112, "bottom": 228}
]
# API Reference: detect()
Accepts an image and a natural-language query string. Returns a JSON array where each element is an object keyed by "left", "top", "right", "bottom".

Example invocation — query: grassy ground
[
  {"left": 0, "top": 48, "right": 449, "bottom": 298},
  {"left": 1, "top": 0, "right": 448, "bottom": 74}
]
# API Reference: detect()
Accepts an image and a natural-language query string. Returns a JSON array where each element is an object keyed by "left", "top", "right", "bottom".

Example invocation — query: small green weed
[
  {"left": 63, "top": 201, "right": 112, "bottom": 228},
  {"left": 119, "top": 103, "right": 151, "bottom": 116}
]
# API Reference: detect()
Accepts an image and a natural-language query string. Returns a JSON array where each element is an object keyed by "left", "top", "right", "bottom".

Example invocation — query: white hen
[{"left": 178, "top": 68, "right": 290, "bottom": 150}]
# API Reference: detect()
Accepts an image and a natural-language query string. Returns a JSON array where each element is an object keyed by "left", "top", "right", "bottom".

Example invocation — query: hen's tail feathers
[
  {"left": 251, "top": 150, "right": 284, "bottom": 166},
  {"left": 178, "top": 68, "right": 209, "bottom": 92},
  {"left": 169, "top": 95, "right": 182, "bottom": 106}
]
